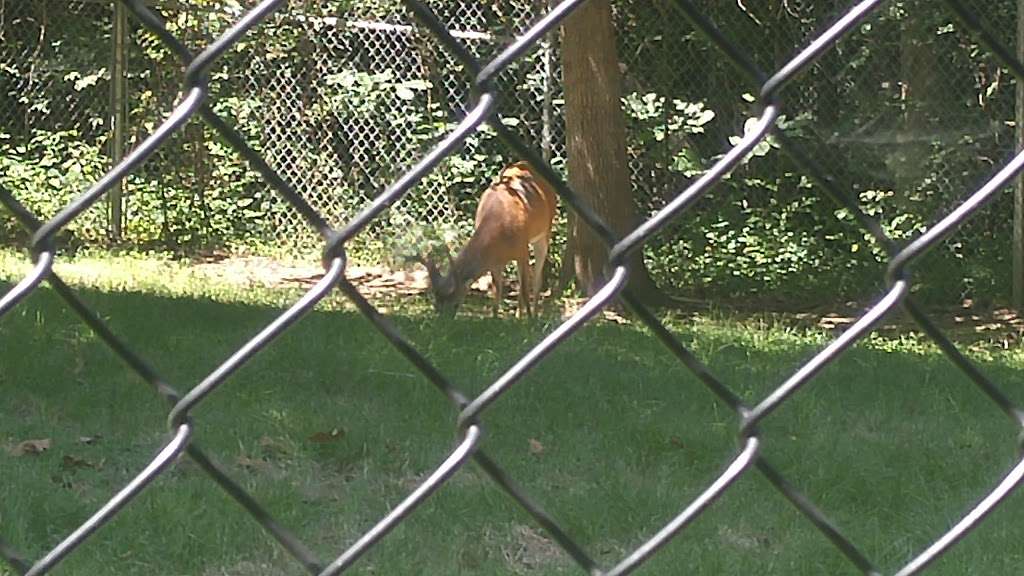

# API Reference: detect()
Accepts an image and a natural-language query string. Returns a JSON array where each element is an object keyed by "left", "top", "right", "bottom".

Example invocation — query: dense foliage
[{"left": 0, "top": 0, "right": 1018, "bottom": 306}]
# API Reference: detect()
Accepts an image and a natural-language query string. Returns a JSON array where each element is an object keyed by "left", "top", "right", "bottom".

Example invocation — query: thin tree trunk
[
  {"left": 561, "top": 0, "right": 664, "bottom": 303},
  {"left": 554, "top": 211, "right": 577, "bottom": 297},
  {"left": 897, "top": 12, "right": 935, "bottom": 198}
]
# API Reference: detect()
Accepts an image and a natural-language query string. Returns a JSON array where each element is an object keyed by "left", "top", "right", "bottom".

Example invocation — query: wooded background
[{"left": 0, "top": 0, "right": 1019, "bottom": 307}]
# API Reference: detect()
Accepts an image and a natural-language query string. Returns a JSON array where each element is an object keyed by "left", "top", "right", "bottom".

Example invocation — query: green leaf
[
  {"left": 694, "top": 109, "right": 716, "bottom": 126},
  {"left": 395, "top": 86, "right": 415, "bottom": 100},
  {"left": 750, "top": 140, "right": 771, "bottom": 157}
]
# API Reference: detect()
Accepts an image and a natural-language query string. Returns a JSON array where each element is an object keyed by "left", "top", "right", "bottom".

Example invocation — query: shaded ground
[
  {"left": 3, "top": 271, "right": 1024, "bottom": 576},
  {"left": 4, "top": 251, "right": 1024, "bottom": 575},
  {"left": 797, "top": 300, "right": 1024, "bottom": 348}
]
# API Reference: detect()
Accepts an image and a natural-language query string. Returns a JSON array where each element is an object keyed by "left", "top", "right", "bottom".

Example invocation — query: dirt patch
[
  {"left": 201, "top": 560, "right": 296, "bottom": 576},
  {"left": 718, "top": 524, "right": 772, "bottom": 551},
  {"left": 500, "top": 524, "right": 568, "bottom": 573},
  {"left": 190, "top": 255, "right": 324, "bottom": 289},
  {"left": 798, "top": 299, "right": 1024, "bottom": 348},
  {"left": 189, "top": 255, "right": 521, "bottom": 303}
]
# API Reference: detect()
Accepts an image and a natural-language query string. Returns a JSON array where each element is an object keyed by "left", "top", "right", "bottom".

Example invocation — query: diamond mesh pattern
[{"left": 3, "top": 0, "right": 1024, "bottom": 575}]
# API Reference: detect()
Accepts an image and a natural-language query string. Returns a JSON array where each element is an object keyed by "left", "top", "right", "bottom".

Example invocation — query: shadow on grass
[{"left": 1, "top": 281, "right": 1023, "bottom": 575}]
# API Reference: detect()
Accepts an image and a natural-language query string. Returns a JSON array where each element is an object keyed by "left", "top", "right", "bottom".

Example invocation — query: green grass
[{"left": 2, "top": 251, "right": 1024, "bottom": 575}]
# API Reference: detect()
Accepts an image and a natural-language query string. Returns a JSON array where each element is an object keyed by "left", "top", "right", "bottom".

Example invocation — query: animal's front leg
[
  {"left": 491, "top": 268, "right": 504, "bottom": 317},
  {"left": 516, "top": 255, "right": 532, "bottom": 318}
]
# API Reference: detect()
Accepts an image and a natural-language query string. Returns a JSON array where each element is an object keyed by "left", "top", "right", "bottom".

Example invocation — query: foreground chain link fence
[{"left": 3, "top": 0, "right": 1024, "bottom": 574}]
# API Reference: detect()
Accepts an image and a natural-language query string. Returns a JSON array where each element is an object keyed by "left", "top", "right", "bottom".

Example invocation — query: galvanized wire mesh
[
  {"left": 234, "top": 0, "right": 564, "bottom": 245},
  {"left": 0, "top": 0, "right": 115, "bottom": 242},
  {"left": 0, "top": 0, "right": 111, "bottom": 139},
  {"left": 3, "top": 0, "right": 1024, "bottom": 575}
]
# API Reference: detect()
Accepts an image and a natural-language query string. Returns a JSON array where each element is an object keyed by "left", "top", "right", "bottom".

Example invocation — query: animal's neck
[{"left": 449, "top": 236, "right": 486, "bottom": 286}]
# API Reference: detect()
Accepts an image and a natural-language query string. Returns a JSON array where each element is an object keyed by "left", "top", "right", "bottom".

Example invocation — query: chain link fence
[
  {"left": 3, "top": 0, "right": 1024, "bottom": 574},
  {"left": 0, "top": 0, "right": 112, "bottom": 140},
  {"left": 2, "top": 0, "right": 1019, "bottom": 305},
  {"left": 0, "top": 0, "right": 116, "bottom": 244}
]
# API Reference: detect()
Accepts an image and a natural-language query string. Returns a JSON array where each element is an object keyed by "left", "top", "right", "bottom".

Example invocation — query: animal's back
[{"left": 475, "top": 161, "right": 557, "bottom": 241}]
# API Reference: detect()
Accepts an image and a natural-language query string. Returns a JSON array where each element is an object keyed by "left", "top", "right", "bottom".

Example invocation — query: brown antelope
[{"left": 424, "top": 161, "right": 557, "bottom": 318}]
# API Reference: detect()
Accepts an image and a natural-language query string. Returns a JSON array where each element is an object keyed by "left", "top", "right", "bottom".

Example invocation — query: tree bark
[
  {"left": 561, "top": 0, "right": 664, "bottom": 303},
  {"left": 896, "top": 11, "right": 938, "bottom": 200}
]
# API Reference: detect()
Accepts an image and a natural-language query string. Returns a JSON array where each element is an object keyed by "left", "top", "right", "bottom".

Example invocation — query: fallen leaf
[
  {"left": 257, "top": 435, "right": 292, "bottom": 458},
  {"left": 236, "top": 455, "right": 270, "bottom": 472},
  {"left": 602, "top": 310, "right": 629, "bottom": 325},
  {"left": 61, "top": 454, "right": 95, "bottom": 471},
  {"left": 669, "top": 436, "right": 685, "bottom": 449},
  {"left": 528, "top": 438, "right": 544, "bottom": 455},
  {"left": 308, "top": 428, "right": 346, "bottom": 443},
  {"left": 994, "top": 308, "right": 1016, "bottom": 321},
  {"left": 9, "top": 438, "right": 51, "bottom": 456},
  {"left": 77, "top": 435, "right": 102, "bottom": 445}
]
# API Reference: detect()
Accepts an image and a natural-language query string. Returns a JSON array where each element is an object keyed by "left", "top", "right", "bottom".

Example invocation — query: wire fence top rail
[{"left": 3, "top": 0, "right": 1024, "bottom": 575}]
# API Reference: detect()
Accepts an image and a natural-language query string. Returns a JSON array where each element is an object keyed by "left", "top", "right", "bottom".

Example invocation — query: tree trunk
[
  {"left": 815, "top": 0, "right": 842, "bottom": 132},
  {"left": 561, "top": 0, "right": 664, "bottom": 303},
  {"left": 896, "top": 11, "right": 936, "bottom": 197}
]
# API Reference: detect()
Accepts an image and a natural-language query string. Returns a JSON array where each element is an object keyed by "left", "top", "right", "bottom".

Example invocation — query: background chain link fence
[
  {"left": 0, "top": 1, "right": 113, "bottom": 141},
  {"left": 3, "top": 0, "right": 1024, "bottom": 575},
  {"left": 2, "top": 0, "right": 1020, "bottom": 306}
]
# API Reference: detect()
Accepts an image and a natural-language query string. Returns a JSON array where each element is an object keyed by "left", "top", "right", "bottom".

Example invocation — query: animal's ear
[
  {"left": 424, "top": 253, "right": 457, "bottom": 296},
  {"left": 423, "top": 255, "right": 443, "bottom": 288}
]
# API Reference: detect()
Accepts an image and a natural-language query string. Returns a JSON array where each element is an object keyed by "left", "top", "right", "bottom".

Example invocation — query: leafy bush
[{"left": 0, "top": 130, "right": 110, "bottom": 246}]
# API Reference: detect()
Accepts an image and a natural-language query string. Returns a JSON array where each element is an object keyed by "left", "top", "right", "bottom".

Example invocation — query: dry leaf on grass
[
  {"left": 61, "top": 454, "right": 98, "bottom": 471},
  {"left": 528, "top": 438, "right": 544, "bottom": 456},
  {"left": 308, "top": 428, "right": 346, "bottom": 443},
  {"left": 77, "top": 435, "right": 102, "bottom": 445},
  {"left": 236, "top": 455, "right": 271, "bottom": 472},
  {"left": 257, "top": 435, "right": 292, "bottom": 459},
  {"left": 8, "top": 438, "right": 51, "bottom": 456},
  {"left": 503, "top": 524, "right": 564, "bottom": 572}
]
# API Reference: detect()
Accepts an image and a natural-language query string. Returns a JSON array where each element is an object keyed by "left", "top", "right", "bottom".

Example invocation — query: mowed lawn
[{"left": 2, "top": 253, "right": 1024, "bottom": 575}]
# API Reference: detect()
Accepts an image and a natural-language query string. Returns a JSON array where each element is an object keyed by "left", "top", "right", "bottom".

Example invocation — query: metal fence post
[
  {"left": 109, "top": 0, "right": 127, "bottom": 241},
  {"left": 1015, "top": 0, "right": 1024, "bottom": 310},
  {"left": 539, "top": 0, "right": 554, "bottom": 163}
]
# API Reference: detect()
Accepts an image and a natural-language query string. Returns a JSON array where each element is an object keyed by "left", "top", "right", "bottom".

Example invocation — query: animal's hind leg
[{"left": 530, "top": 235, "right": 549, "bottom": 310}]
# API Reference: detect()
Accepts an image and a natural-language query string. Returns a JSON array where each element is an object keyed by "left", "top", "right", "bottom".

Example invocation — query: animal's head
[{"left": 423, "top": 248, "right": 467, "bottom": 318}]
